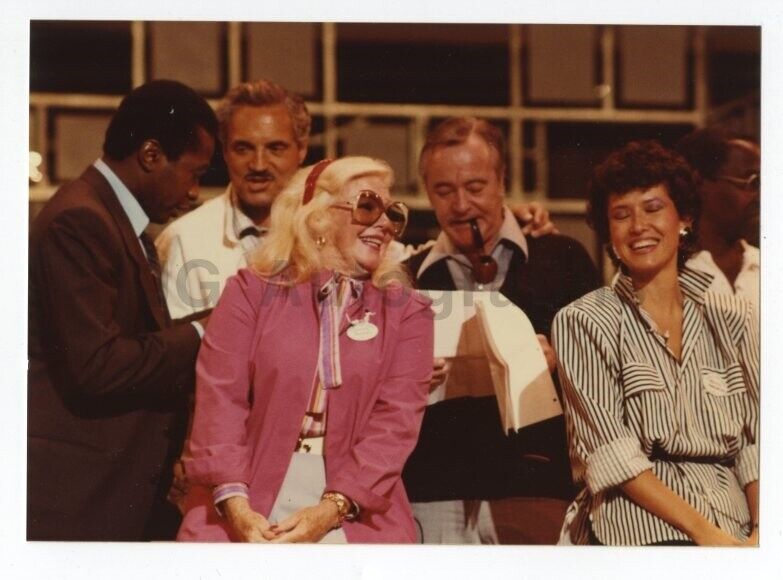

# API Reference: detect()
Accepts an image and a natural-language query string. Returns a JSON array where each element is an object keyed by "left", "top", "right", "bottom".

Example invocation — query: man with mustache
[
  {"left": 157, "top": 79, "right": 553, "bottom": 318},
  {"left": 676, "top": 128, "right": 760, "bottom": 314},
  {"left": 402, "top": 116, "right": 600, "bottom": 544},
  {"left": 156, "top": 79, "right": 310, "bottom": 318}
]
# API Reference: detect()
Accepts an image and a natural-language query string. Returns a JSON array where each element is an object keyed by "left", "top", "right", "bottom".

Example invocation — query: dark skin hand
[
  {"left": 166, "top": 459, "right": 189, "bottom": 514},
  {"left": 511, "top": 201, "right": 558, "bottom": 238}
]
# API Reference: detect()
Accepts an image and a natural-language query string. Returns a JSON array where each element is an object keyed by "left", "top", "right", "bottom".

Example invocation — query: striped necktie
[{"left": 139, "top": 232, "right": 169, "bottom": 320}]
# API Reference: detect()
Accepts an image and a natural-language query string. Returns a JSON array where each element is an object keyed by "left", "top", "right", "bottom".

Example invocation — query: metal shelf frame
[{"left": 29, "top": 22, "right": 710, "bottom": 210}]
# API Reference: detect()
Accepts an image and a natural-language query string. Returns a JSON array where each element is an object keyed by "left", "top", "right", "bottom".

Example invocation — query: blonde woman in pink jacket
[{"left": 177, "top": 157, "right": 434, "bottom": 543}]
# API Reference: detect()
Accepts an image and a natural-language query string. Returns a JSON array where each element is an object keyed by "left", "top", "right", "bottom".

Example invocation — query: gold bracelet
[{"left": 321, "top": 491, "right": 356, "bottom": 526}]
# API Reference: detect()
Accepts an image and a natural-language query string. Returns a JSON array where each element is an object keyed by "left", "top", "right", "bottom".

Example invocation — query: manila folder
[{"left": 474, "top": 297, "right": 562, "bottom": 433}]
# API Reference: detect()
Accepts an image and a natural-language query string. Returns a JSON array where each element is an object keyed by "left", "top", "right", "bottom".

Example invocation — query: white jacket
[{"left": 156, "top": 189, "right": 250, "bottom": 319}]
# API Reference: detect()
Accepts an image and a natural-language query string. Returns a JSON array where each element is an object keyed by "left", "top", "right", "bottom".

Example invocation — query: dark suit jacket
[
  {"left": 402, "top": 234, "right": 600, "bottom": 502},
  {"left": 27, "top": 165, "right": 202, "bottom": 540}
]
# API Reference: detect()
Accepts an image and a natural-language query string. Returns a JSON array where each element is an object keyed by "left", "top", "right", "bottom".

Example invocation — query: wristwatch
[{"left": 321, "top": 491, "right": 359, "bottom": 526}]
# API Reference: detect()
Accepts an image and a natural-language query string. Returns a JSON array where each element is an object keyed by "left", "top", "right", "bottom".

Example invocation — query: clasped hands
[{"left": 222, "top": 496, "right": 340, "bottom": 543}]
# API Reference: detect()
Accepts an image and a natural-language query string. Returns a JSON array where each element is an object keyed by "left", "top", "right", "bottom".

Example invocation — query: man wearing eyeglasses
[{"left": 677, "top": 128, "right": 760, "bottom": 313}]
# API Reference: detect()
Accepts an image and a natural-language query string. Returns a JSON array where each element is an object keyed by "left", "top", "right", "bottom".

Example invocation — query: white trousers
[
  {"left": 412, "top": 500, "right": 499, "bottom": 544},
  {"left": 412, "top": 497, "right": 570, "bottom": 544}
]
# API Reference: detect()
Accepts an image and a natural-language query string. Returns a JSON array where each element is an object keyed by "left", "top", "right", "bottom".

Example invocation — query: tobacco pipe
[{"left": 469, "top": 219, "right": 498, "bottom": 285}]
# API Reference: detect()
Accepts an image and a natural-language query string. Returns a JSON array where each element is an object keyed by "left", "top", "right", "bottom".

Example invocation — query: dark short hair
[
  {"left": 216, "top": 78, "right": 310, "bottom": 147},
  {"left": 418, "top": 116, "right": 506, "bottom": 179},
  {"left": 103, "top": 79, "right": 218, "bottom": 161},
  {"left": 587, "top": 140, "right": 701, "bottom": 267},
  {"left": 675, "top": 128, "right": 735, "bottom": 181}
]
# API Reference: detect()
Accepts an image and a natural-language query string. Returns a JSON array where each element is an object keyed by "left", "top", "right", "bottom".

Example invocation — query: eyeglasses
[
  {"left": 717, "top": 173, "right": 760, "bottom": 191},
  {"left": 331, "top": 190, "right": 409, "bottom": 239}
]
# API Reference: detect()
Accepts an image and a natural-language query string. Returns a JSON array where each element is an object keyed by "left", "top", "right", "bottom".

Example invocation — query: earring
[
  {"left": 315, "top": 236, "right": 326, "bottom": 249},
  {"left": 679, "top": 226, "right": 692, "bottom": 239},
  {"left": 608, "top": 245, "right": 620, "bottom": 261}
]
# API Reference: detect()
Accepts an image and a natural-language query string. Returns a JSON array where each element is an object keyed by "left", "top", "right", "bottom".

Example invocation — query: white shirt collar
[
  {"left": 93, "top": 158, "right": 149, "bottom": 237},
  {"left": 225, "top": 185, "right": 268, "bottom": 244},
  {"left": 417, "top": 205, "right": 529, "bottom": 278},
  {"left": 613, "top": 265, "right": 714, "bottom": 307},
  {"left": 739, "top": 240, "right": 760, "bottom": 268},
  {"left": 687, "top": 240, "right": 760, "bottom": 274}
]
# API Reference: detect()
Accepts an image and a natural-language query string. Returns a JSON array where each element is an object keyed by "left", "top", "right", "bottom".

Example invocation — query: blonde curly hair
[{"left": 251, "top": 156, "right": 411, "bottom": 289}]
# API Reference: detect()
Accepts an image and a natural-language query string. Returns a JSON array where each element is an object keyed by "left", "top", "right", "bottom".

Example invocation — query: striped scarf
[{"left": 300, "top": 273, "right": 364, "bottom": 437}]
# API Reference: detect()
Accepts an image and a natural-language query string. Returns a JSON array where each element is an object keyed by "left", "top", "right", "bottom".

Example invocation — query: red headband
[{"left": 302, "top": 158, "right": 334, "bottom": 205}]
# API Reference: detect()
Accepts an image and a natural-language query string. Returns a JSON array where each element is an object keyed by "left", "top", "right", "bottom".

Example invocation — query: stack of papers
[{"left": 422, "top": 290, "right": 562, "bottom": 433}]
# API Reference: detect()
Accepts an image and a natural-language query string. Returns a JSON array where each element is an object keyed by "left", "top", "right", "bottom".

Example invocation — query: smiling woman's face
[
  {"left": 608, "top": 184, "right": 691, "bottom": 281},
  {"left": 330, "top": 174, "right": 394, "bottom": 275}
]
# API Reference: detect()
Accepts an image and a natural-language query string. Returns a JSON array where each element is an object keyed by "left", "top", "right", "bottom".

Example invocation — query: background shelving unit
[{"left": 29, "top": 21, "right": 760, "bottom": 275}]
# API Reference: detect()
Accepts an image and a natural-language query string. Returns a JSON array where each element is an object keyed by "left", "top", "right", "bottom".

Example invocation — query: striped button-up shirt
[{"left": 552, "top": 267, "right": 759, "bottom": 545}]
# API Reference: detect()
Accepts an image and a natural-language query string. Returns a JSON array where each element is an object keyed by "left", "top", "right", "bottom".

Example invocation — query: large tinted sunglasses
[{"left": 332, "top": 190, "right": 409, "bottom": 238}]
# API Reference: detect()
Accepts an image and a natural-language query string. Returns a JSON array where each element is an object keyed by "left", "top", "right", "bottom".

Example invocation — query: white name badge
[
  {"left": 347, "top": 310, "right": 378, "bottom": 342},
  {"left": 347, "top": 321, "right": 378, "bottom": 342}
]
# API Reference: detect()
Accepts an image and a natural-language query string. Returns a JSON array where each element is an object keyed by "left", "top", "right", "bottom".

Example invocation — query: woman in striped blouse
[{"left": 552, "top": 141, "right": 759, "bottom": 546}]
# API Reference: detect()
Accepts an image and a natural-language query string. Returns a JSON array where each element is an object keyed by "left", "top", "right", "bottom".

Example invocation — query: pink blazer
[{"left": 177, "top": 269, "right": 434, "bottom": 543}]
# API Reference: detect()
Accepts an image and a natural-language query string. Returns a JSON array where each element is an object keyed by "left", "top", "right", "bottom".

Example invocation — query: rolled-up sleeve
[
  {"left": 184, "top": 270, "right": 262, "bottom": 485},
  {"left": 552, "top": 304, "right": 653, "bottom": 494}
]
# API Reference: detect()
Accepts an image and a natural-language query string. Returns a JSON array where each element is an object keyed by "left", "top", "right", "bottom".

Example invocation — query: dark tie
[
  {"left": 238, "top": 226, "right": 262, "bottom": 239},
  {"left": 139, "top": 232, "right": 169, "bottom": 321}
]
